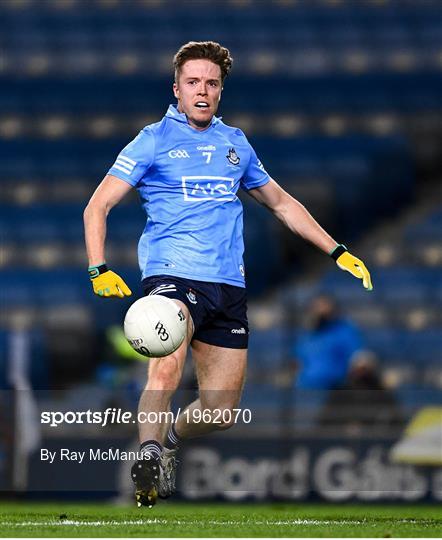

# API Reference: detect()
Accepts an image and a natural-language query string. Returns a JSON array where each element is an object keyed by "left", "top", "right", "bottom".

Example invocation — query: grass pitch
[{"left": 0, "top": 501, "right": 440, "bottom": 537}]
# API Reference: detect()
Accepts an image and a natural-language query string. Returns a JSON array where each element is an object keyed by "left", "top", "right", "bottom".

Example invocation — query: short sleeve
[
  {"left": 240, "top": 140, "right": 271, "bottom": 191},
  {"left": 108, "top": 127, "right": 155, "bottom": 186}
]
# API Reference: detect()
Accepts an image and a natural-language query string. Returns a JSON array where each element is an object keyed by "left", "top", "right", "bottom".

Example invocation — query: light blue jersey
[{"left": 108, "top": 105, "right": 270, "bottom": 287}]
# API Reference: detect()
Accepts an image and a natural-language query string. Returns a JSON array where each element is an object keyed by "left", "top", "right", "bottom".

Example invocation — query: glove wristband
[
  {"left": 88, "top": 263, "right": 108, "bottom": 280},
  {"left": 330, "top": 244, "right": 348, "bottom": 261}
]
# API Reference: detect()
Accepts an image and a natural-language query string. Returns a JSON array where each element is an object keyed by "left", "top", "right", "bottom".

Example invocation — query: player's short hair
[{"left": 173, "top": 41, "right": 233, "bottom": 84}]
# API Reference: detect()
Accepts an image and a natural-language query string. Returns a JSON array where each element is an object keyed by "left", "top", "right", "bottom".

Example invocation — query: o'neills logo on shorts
[{"left": 231, "top": 327, "right": 246, "bottom": 334}]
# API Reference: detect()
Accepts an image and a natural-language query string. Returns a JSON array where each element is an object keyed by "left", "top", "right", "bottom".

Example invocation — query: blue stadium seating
[
  {"left": 3, "top": 73, "right": 441, "bottom": 114},
  {"left": 405, "top": 209, "right": 442, "bottom": 241},
  {"left": 0, "top": 0, "right": 440, "bottom": 402},
  {"left": 2, "top": 1, "right": 441, "bottom": 61},
  {"left": 0, "top": 205, "right": 144, "bottom": 244},
  {"left": 362, "top": 328, "right": 442, "bottom": 364}
]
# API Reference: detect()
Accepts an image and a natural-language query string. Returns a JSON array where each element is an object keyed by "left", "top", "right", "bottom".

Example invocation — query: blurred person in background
[
  {"left": 83, "top": 41, "right": 373, "bottom": 508},
  {"left": 318, "top": 350, "right": 404, "bottom": 435},
  {"left": 292, "top": 295, "right": 362, "bottom": 390}
]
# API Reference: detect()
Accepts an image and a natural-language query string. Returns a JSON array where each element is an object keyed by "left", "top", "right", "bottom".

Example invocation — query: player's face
[{"left": 173, "top": 59, "right": 222, "bottom": 131}]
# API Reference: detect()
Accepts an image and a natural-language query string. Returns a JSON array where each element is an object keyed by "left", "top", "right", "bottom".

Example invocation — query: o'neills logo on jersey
[
  {"left": 197, "top": 145, "right": 216, "bottom": 151},
  {"left": 226, "top": 148, "right": 240, "bottom": 165},
  {"left": 182, "top": 176, "right": 236, "bottom": 202}
]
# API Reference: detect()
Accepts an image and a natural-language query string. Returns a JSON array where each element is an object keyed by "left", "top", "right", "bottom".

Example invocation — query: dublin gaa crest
[{"left": 226, "top": 148, "right": 240, "bottom": 165}]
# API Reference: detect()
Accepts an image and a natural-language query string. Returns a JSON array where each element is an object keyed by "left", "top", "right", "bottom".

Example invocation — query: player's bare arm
[
  {"left": 84, "top": 174, "right": 133, "bottom": 297},
  {"left": 248, "top": 179, "right": 373, "bottom": 290}
]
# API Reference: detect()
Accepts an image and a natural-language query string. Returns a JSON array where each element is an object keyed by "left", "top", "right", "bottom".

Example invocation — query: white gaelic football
[{"left": 124, "top": 295, "right": 187, "bottom": 358}]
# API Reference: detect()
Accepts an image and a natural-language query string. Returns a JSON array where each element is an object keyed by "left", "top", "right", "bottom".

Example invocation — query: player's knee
[
  {"left": 213, "top": 408, "right": 236, "bottom": 431},
  {"left": 215, "top": 419, "right": 235, "bottom": 431},
  {"left": 148, "top": 356, "right": 181, "bottom": 390},
  {"left": 200, "top": 394, "right": 241, "bottom": 430}
]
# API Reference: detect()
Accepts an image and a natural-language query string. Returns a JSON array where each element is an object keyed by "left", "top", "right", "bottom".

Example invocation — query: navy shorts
[{"left": 142, "top": 275, "right": 249, "bottom": 349}]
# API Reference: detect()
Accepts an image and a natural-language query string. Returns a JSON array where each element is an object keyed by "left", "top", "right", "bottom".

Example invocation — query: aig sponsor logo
[
  {"left": 182, "top": 176, "right": 236, "bottom": 201},
  {"left": 168, "top": 149, "right": 190, "bottom": 158}
]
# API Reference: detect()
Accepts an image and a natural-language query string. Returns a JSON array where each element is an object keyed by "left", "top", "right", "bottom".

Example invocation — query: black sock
[
  {"left": 140, "top": 439, "right": 162, "bottom": 460},
  {"left": 164, "top": 423, "right": 181, "bottom": 450}
]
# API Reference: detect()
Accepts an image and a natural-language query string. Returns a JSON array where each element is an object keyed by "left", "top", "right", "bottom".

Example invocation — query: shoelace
[
  {"left": 164, "top": 457, "right": 176, "bottom": 474},
  {"left": 163, "top": 456, "right": 179, "bottom": 483}
]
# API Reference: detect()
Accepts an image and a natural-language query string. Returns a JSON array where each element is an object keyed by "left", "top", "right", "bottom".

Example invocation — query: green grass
[{"left": 0, "top": 501, "right": 441, "bottom": 537}]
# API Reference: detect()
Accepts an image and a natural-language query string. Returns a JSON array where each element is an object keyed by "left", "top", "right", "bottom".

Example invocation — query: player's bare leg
[
  {"left": 132, "top": 300, "right": 193, "bottom": 507},
  {"left": 175, "top": 341, "right": 247, "bottom": 438},
  {"left": 137, "top": 300, "right": 193, "bottom": 442},
  {"left": 156, "top": 342, "right": 246, "bottom": 500}
]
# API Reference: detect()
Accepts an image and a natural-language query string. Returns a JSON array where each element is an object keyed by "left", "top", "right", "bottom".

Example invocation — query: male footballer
[{"left": 84, "top": 41, "right": 372, "bottom": 507}]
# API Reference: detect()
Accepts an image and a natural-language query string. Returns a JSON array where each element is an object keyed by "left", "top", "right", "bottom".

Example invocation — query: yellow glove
[
  {"left": 330, "top": 245, "right": 373, "bottom": 291},
  {"left": 88, "top": 264, "right": 132, "bottom": 298}
]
